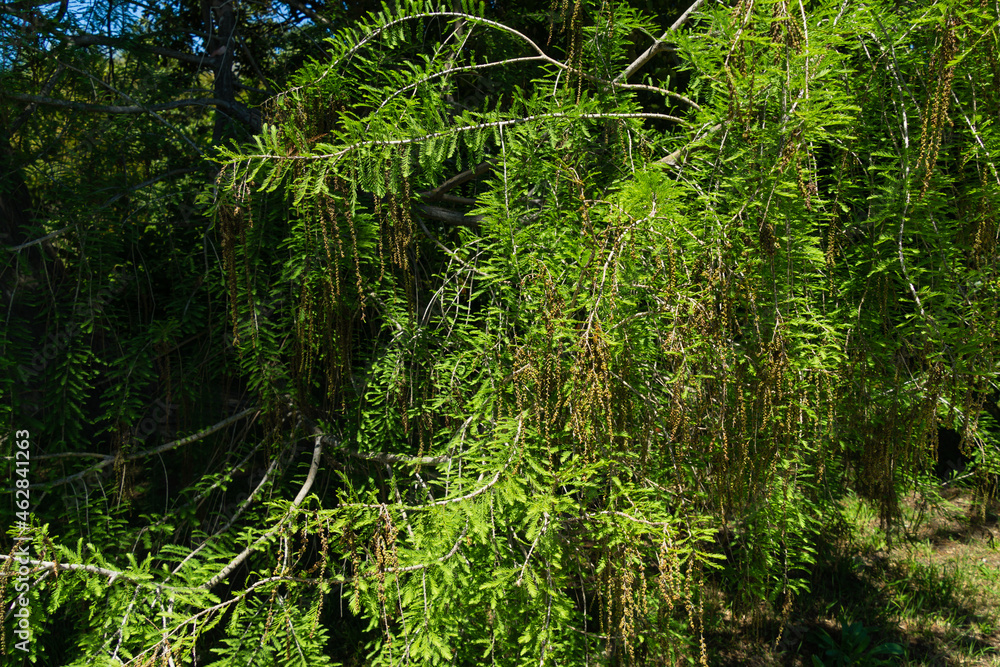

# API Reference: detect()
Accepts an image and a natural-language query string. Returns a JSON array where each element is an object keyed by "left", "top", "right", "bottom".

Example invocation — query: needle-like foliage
[{"left": 3, "top": 0, "right": 998, "bottom": 664}]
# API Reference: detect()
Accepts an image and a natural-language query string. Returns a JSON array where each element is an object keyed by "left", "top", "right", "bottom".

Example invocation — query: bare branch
[
  {"left": 5, "top": 92, "right": 234, "bottom": 115},
  {"left": 68, "top": 34, "right": 219, "bottom": 68},
  {"left": 616, "top": 0, "right": 706, "bottom": 82},
  {"left": 202, "top": 431, "right": 324, "bottom": 590},
  {"left": 3, "top": 407, "right": 258, "bottom": 491},
  {"left": 291, "top": 434, "right": 324, "bottom": 506},
  {"left": 656, "top": 123, "right": 722, "bottom": 166},
  {"left": 5, "top": 224, "right": 74, "bottom": 252},
  {"left": 418, "top": 160, "right": 494, "bottom": 201},
  {"left": 9, "top": 63, "right": 65, "bottom": 134},
  {"left": 416, "top": 203, "right": 483, "bottom": 226},
  {"left": 278, "top": 0, "right": 331, "bottom": 26}
]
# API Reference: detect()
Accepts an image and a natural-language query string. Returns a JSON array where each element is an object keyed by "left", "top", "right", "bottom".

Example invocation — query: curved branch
[
  {"left": 246, "top": 111, "right": 687, "bottom": 164},
  {"left": 4, "top": 92, "right": 235, "bottom": 115},
  {"left": 202, "top": 422, "right": 326, "bottom": 590},
  {"left": 616, "top": 0, "right": 706, "bottom": 82},
  {"left": 4, "top": 407, "right": 258, "bottom": 491},
  {"left": 278, "top": 0, "right": 331, "bottom": 26},
  {"left": 0, "top": 555, "right": 187, "bottom": 592},
  {"left": 418, "top": 160, "right": 495, "bottom": 201},
  {"left": 68, "top": 34, "right": 219, "bottom": 68},
  {"left": 291, "top": 10, "right": 699, "bottom": 112}
]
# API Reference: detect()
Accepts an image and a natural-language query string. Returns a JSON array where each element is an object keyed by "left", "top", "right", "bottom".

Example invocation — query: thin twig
[
  {"left": 616, "top": 0, "right": 706, "bottom": 82},
  {"left": 202, "top": 431, "right": 324, "bottom": 590},
  {"left": 3, "top": 407, "right": 258, "bottom": 491}
]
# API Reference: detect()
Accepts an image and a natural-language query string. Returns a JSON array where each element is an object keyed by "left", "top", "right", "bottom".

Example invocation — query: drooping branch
[
  {"left": 415, "top": 203, "right": 483, "bottom": 226},
  {"left": 4, "top": 407, "right": 258, "bottom": 491},
  {"left": 418, "top": 160, "right": 494, "bottom": 201},
  {"left": 68, "top": 34, "right": 221, "bottom": 68},
  {"left": 291, "top": 10, "right": 702, "bottom": 111},
  {"left": 656, "top": 123, "right": 722, "bottom": 167},
  {"left": 245, "top": 111, "right": 687, "bottom": 163},
  {"left": 202, "top": 430, "right": 324, "bottom": 590}
]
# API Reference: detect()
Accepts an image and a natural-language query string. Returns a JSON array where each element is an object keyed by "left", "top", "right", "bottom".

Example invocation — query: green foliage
[
  {"left": 810, "top": 619, "right": 905, "bottom": 667},
  {"left": 3, "top": 0, "right": 999, "bottom": 664}
]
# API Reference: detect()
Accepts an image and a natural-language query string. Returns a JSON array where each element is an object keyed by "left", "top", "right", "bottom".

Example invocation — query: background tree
[{"left": 2, "top": 0, "right": 999, "bottom": 665}]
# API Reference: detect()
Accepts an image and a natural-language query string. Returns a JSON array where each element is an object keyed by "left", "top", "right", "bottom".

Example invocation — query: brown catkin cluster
[
  {"left": 568, "top": 322, "right": 614, "bottom": 461},
  {"left": 917, "top": 15, "right": 959, "bottom": 196},
  {"left": 216, "top": 173, "right": 250, "bottom": 347},
  {"left": 306, "top": 516, "right": 331, "bottom": 638},
  {"left": 732, "top": 0, "right": 755, "bottom": 75},
  {"left": 769, "top": 0, "right": 803, "bottom": 58},
  {"left": 374, "top": 506, "right": 399, "bottom": 647},
  {"left": 972, "top": 170, "right": 998, "bottom": 264}
]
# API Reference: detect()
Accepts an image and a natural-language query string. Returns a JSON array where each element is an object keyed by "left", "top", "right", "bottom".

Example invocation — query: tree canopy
[{"left": 2, "top": 0, "right": 999, "bottom": 664}]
